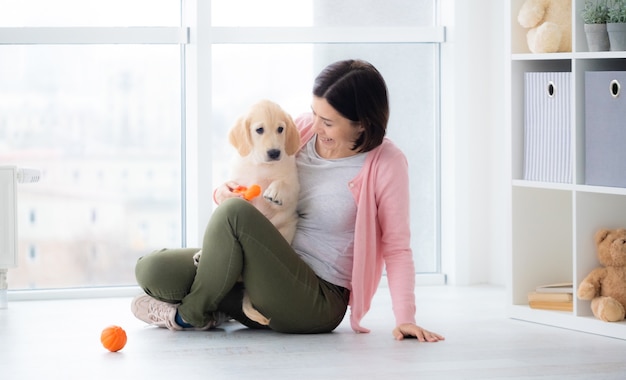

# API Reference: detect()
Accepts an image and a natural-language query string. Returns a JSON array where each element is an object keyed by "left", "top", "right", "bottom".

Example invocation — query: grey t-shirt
[{"left": 292, "top": 136, "right": 366, "bottom": 289}]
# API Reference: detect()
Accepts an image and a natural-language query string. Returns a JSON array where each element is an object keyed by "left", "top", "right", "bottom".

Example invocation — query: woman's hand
[
  {"left": 392, "top": 323, "right": 445, "bottom": 342},
  {"left": 213, "top": 181, "right": 243, "bottom": 204}
]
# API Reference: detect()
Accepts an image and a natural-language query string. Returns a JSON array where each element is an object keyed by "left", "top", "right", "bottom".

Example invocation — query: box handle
[
  {"left": 547, "top": 81, "right": 555, "bottom": 98},
  {"left": 610, "top": 79, "right": 620, "bottom": 99}
]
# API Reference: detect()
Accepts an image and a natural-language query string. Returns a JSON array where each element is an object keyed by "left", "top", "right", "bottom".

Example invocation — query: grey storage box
[
  {"left": 585, "top": 71, "right": 626, "bottom": 188},
  {"left": 524, "top": 72, "right": 572, "bottom": 183}
]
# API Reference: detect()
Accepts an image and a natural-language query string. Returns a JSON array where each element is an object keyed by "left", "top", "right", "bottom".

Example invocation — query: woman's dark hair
[{"left": 313, "top": 59, "right": 389, "bottom": 153}]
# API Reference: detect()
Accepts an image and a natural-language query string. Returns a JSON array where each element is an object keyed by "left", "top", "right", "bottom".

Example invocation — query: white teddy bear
[{"left": 518, "top": 0, "right": 572, "bottom": 53}]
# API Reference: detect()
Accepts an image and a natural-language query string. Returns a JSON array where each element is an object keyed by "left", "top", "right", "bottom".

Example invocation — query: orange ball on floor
[{"left": 101, "top": 325, "right": 127, "bottom": 352}]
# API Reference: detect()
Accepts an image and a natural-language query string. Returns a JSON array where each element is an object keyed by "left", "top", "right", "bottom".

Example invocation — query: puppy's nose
[{"left": 267, "top": 149, "right": 281, "bottom": 160}]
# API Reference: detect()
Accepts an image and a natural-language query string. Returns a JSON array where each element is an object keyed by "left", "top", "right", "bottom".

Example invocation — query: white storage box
[
  {"left": 523, "top": 72, "right": 572, "bottom": 183},
  {"left": 585, "top": 71, "right": 626, "bottom": 188}
]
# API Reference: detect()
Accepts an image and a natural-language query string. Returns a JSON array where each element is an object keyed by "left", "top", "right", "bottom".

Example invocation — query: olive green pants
[{"left": 135, "top": 198, "right": 349, "bottom": 334}]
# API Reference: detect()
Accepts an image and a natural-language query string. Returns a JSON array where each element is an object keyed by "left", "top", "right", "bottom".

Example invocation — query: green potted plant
[
  {"left": 607, "top": 0, "right": 626, "bottom": 50},
  {"left": 582, "top": 0, "right": 610, "bottom": 51}
]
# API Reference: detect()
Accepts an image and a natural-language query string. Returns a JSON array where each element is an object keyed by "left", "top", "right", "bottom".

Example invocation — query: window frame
[
  {"left": 1, "top": 0, "right": 445, "bottom": 301},
  {"left": 185, "top": 0, "right": 446, "bottom": 288}
]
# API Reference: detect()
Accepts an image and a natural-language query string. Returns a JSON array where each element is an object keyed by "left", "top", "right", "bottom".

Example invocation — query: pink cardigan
[{"left": 295, "top": 114, "right": 417, "bottom": 333}]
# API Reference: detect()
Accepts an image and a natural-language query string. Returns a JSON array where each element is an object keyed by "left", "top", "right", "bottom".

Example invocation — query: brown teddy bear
[
  {"left": 517, "top": 0, "right": 572, "bottom": 54},
  {"left": 577, "top": 228, "right": 626, "bottom": 322}
]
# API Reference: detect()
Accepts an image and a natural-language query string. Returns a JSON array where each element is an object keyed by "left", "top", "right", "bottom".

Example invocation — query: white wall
[{"left": 440, "top": 0, "right": 507, "bottom": 285}]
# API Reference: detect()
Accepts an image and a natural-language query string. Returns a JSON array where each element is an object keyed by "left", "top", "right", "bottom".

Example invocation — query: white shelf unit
[{"left": 507, "top": 0, "right": 626, "bottom": 339}]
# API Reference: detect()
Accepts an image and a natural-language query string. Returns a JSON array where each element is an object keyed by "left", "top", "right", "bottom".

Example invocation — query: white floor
[{"left": 2, "top": 285, "right": 626, "bottom": 380}]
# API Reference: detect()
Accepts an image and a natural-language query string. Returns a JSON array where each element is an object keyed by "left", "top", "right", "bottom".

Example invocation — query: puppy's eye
[
  {"left": 277, "top": 126, "right": 284, "bottom": 134},
  {"left": 255, "top": 127, "right": 264, "bottom": 134}
]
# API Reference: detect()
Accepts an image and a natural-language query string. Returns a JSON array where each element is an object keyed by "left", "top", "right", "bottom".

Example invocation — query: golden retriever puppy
[
  {"left": 227, "top": 99, "right": 301, "bottom": 242},
  {"left": 195, "top": 99, "right": 301, "bottom": 326}
]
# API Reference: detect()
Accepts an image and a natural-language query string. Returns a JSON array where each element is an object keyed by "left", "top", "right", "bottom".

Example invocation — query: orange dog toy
[
  {"left": 100, "top": 325, "right": 127, "bottom": 352},
  {"left": 233, "top": 184, "right": 261, "bottom": 201}
]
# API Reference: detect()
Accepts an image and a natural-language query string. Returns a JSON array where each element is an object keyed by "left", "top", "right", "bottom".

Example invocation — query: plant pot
[
  {"left": 585, "top": 23, "right": 610, "bottom": 52},
  {"left": 607, "top": 23, "right": 626, "bottom": 51}
]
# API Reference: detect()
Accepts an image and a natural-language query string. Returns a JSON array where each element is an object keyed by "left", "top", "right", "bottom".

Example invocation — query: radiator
[{"left": 0, "top": 166, "right": 41, "bottom": 308}]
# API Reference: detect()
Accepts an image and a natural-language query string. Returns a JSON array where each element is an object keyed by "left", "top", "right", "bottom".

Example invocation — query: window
[
  {"left": 1, "top": 0, "right": 443, "bottom": 294},
  {"left": 0, "top": 3, "right": 183, "bottom": 289},
  {"left": 207, "top": 0, "right": 442, "bottom": 274},
  {"left": 0, "top": 0, "right": 179, "bottom": 26}
]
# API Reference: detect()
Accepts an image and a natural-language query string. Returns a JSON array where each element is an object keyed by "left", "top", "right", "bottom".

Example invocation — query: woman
[{"left": 132, "top": 59, "right": 444, "bottom": 342}]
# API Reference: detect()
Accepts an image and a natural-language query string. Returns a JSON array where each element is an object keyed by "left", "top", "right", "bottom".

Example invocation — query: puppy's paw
[
  {"left": 192, "top": 250, "right": 202, "bottom": 267},
  {"left": 242, "top": 293, "right": 270, "bottom": 325},
  {"left": 263, "top": 182, "right": 283, "bottom": 206}
]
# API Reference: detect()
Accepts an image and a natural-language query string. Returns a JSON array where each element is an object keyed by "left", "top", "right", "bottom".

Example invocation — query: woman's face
[{"left": 311, "top": 96, "right": 364, "bottom": 159}]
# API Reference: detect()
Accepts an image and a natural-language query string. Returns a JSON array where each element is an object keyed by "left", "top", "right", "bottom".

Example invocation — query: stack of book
[{"left": 528, "top": 282, "right": 573, "bottom": 311}]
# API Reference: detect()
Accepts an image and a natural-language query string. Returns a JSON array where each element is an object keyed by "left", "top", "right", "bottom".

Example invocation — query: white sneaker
[
  {"left": 131, "top": 294, "right": 181, "bottom": 330},
  {"left": 131, "top": 294, "right": 228, "bottom": 331}
]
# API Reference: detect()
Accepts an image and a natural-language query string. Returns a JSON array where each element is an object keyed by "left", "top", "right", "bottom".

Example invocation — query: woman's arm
[
  {"left": 375, "top": 144, "right": 416, "bottom": 325},
  {"left": 375, "top": 143, "right": 444, "bottom": 342}
]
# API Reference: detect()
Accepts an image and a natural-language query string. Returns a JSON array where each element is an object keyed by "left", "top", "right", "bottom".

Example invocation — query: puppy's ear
[
  {"left": 229, "top": 116, "right": 253, "bottom": 156},
  {"left": 283, "top": 114, "right": 301, "bottom": 156}
]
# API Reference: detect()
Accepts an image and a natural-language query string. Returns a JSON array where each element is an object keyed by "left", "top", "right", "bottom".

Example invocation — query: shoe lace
[{"left": 148, "top": 301, "right": 175, "bottom": 327}]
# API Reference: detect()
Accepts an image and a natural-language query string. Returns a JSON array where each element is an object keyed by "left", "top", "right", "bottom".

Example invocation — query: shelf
[
  {"left": 576, "top": 185, "right": 626, "bottom": 196},
  {"left": 512, "top": 180, "right": 574, "bottom": 191},
  {"left": 512, "top": 52, "right": 573, "bottom": 61},
  {"left": 512, "top": 52, "right": 626, "bottom": 61},
  {"left": 509, "top": 305, "right": 626, "bottom": 340},
  {"left": 512, "top": 181, "right": 626, "bottom": 196},
  {"left": 507, "top": 0, "right": 626, "bottom": 340}
]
